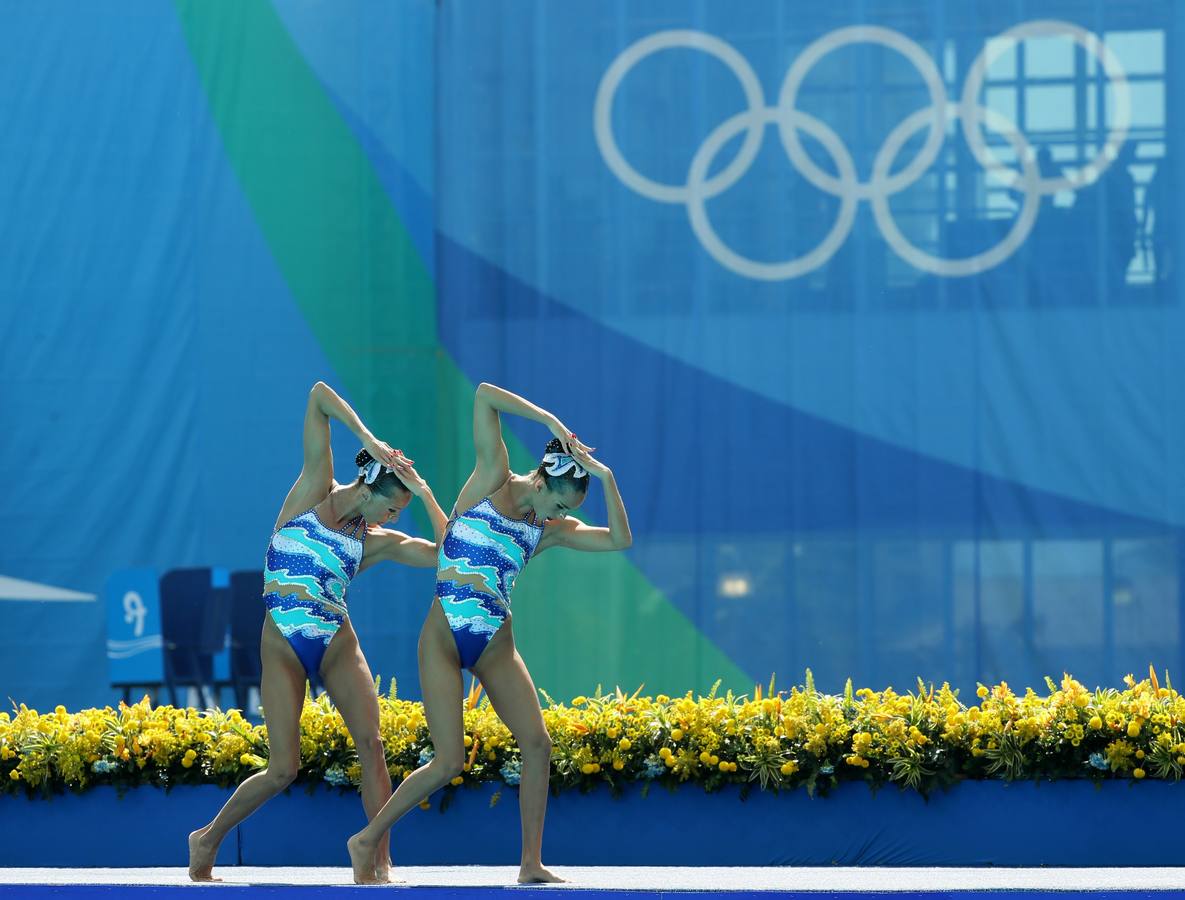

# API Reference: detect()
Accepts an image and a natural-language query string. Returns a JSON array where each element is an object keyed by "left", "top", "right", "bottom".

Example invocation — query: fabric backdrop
[{"left": 2, "top": 0, "right": 1182, "bottom": 709}]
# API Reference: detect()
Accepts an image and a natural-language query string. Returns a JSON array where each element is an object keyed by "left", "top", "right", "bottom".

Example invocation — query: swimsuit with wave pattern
[
  {"left": 263, "top": 508, "right": 365, "bottom": 676},
  {"left": 435, "top": 497, "right": 543, "bottom": 668}
]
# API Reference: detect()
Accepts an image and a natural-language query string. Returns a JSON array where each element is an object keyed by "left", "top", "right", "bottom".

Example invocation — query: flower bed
[{"left": 3, "top": 669, "right": 1181, "bottom": 800}]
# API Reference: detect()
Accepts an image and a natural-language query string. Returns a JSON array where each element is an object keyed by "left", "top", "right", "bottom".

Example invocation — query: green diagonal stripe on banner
[
  {"left": 172, "top": 0, "right": 441, "bottom": 516},
  {"left": 173, "top": 0, "right": 752, "bottom": 697}
]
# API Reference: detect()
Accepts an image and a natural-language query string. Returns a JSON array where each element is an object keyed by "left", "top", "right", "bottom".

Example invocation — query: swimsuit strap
[{"left": 345, "top": 515, "right": 366, "bottom": 539}]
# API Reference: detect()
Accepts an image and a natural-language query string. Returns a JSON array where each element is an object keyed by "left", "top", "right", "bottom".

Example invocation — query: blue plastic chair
[
  {"left": 229, "top": 570, "right": 265, "bottom": 711},
  {"left": 159, "top": 567, "right": 229, "bottom": 709}
]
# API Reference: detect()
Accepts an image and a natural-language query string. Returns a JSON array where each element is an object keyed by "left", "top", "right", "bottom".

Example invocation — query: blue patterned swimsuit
[
  {"left": 262, "top": 506, "right": 367, "bottom": 677},
  {"left": 435, "top": 496, "right": 544, "bottom": 668}
]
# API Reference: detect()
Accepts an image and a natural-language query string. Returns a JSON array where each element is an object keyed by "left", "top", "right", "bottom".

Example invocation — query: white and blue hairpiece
[
  {"left": 360, "top": 459, "right": 394, "bottom": 485},
  {"left": 542, "top": 451, "right": 586, "bottom": 479}
]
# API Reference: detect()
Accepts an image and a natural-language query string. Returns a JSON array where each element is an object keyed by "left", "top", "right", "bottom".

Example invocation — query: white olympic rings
[{"left": 594, "top": 21, "right": 1131, "bottom": 280}]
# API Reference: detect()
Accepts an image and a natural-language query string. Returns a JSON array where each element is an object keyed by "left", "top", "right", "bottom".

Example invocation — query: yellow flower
[
  {"left": 1136, "top": 749, "right": 1146, "bottom": 760},
  {"left": 1089, "top": 716, "right": 1103, "bottom": 730},
  {"left": 418, "top": 799, "right": 431, "bottom": 810},
  {"left": 659, "top": 746, "right": 672, "bottom": 760},
  {"left": 1128, "top": 721, "right": 1141, "bottom": 738},
  {"left": 618, "top": 738, "right": 631, "bottom": 751},
  {"left": 572, "top": 697, "right": 587, "bottom": 707},
  {"left": 9, "top": 769, "right": 19, "bottom": 781},
  {"left": 671, "top": 728, "right": 684, "bottom": 741},
  {"left": 977, "top": 685, "right": 989, "bottom": 699},
  {"left": 613, "top": 760, "right": 625, "bottom": 771},
  {"left": 1133, "top": 768, "right": 1146, "bottom": 779},
  {"left": 450, "top": 776, "right": 463, "bottom": 786},
  {"left": 581, "top": 763, "right": 599, "bottom": 775},
  {"left": 779, "top": 761, "right": 798, "bottom": 776}
]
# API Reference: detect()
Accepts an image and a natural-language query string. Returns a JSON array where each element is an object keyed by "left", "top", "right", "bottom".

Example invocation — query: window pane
[
  {"left": 1026, "top": 84, "right": 1075, "bottom": 132},
  {"left": 1099, "top": 30, "right": 1165, "bottom": 77},
  {"left": 1024, "top": 35, "right": 1075, "bottom": 78}
]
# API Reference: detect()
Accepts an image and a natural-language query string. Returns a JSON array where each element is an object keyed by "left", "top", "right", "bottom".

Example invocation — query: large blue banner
[{"left": 2, "top": 0, "right": 1183, "bottom": 709}]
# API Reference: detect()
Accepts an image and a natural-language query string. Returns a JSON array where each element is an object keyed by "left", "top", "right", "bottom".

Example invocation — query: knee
[
  {"left": 518, "top": 730, "right": 552, "bottom": 760},
  {"left": 354, "top": 731, "right": 386, "bottom": 764},
  {"left": 431, "top": 748, "right": 466, "bottom": 780},
  {"left": 264, "top": 761, "right": 299, "bottom": 789}
]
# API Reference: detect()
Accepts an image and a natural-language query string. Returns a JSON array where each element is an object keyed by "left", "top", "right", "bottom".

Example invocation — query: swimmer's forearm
[
  {"left": 476, "top": 383, "right": 560, "bottom": 431},
  {"left": 312, "top": 382, "right": 373, "bottom": 442},
  {"left": 420, "top": 488, "right": 449, "bottom": 545},
  {"left": 601, "top": 470, "right": 633, "bottom": 550}
]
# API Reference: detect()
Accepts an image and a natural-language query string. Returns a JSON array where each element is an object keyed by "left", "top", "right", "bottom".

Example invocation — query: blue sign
[{"left": 105, "top": 568, "right": 163, "bottom": 686}]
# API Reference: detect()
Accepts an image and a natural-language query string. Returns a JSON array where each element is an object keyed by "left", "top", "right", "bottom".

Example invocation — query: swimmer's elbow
[{"left": 413, "top": 540, "right": 441, "bottom": 568}]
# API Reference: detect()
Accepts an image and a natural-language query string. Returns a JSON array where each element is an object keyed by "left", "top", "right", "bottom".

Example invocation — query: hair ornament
[
  {"left": 360, "top": 458, "right": 394, "bottom": 485},
  {"left": 542, "top": 451, "right": 586, "bottom": 479}
]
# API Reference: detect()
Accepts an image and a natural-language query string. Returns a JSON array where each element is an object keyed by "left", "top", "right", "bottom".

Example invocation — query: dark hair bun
[
  {"left": 355, "top": 448, "right": 374, "bottom": 468},
  {"left": 543, "top": 437, "right": 565, "bottom": 455}
]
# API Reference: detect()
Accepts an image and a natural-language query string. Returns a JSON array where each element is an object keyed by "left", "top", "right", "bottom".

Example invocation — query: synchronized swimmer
[
  {"left": 346, "top": 382, "right": 632, "bottom": 884},
  {"left": 188, "top": 382, "right": 448, "bottom": 883}
]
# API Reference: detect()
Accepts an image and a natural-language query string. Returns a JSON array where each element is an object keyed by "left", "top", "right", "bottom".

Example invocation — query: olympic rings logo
[{"left": 594, "top": 21, "right": 1131, "bottom": 280}]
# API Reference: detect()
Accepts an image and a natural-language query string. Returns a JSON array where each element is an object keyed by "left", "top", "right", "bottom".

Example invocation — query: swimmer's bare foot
[
  {"left": 518, "top": 863, "right": 565, "bottom": 884},
  {"left": 375, "top": 853, "right": 392, "bottom": 884},
  {"left": 187, "top": 827, "right": 222, "bottom": 882},
  {"left": 347, "top": 832, "right": 379, "bottom": 885}
]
